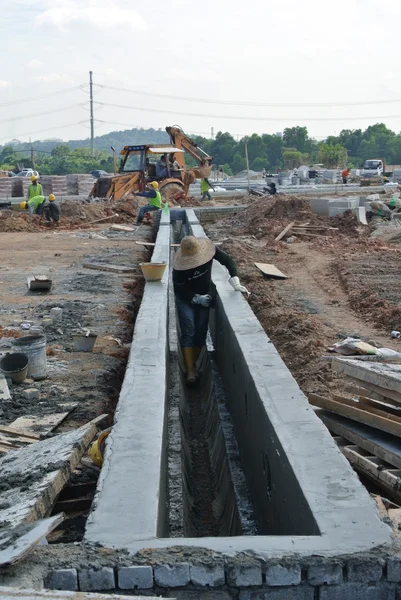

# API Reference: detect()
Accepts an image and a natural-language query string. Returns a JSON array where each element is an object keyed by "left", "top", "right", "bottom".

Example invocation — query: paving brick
[
  {"left": 22, "top": 388, "right": 39, "bottom": 401},
  {"left": 307, "top": 563, "right": 343, "bottom": 585},
  {"left": 47, "top": 569, "right": 78, "bottom": 591},
  {"left": 166, "top": 592, "right": 234, "bottom": 600},
  {"left": 239, "top": 586, "right": 314, "bottom": 600},
  {"left": 265, "top": 565, "right": 301, "bottom": 587},
  {"left": 190, "top": 565, "right": 225, "bottom": 587},
  {"left": 320, "top": 583, "right": 394, "bottom": 600},
  {"left": 226, "top": 564, "right": 262, "bottom": 587},
  {"left": 347, "top": 559, "right": 384, "bottom": 583},
  {"left": 79, "top": 567, "right": 115, "bottom": 591},
  {"left": 118, "top": 566, "right": 153, "bottom": 589},
  {"left": 154, "top": 564, "right": 190, "bottom": 587},
  {"left": 388, "top": 559, "right": 401, "bottom": 583}
]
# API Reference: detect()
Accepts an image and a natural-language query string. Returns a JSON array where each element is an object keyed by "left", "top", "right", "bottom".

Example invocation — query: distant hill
[{"left": 0, "top": 127, "right": 170, "bottom": 155}]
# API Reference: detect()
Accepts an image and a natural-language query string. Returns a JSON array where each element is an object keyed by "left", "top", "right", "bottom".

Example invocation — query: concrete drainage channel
[{"left": 47, "top": 209, "right": 396, "bottom": 598}]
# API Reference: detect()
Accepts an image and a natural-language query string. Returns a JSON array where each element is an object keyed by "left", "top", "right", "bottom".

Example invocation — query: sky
[{"left": 1, "top": 0, "right": 401, "bottom": 145}]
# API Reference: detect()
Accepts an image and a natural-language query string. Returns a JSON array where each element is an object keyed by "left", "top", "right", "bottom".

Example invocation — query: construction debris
[{"left": 254, "top": 262, "right": 288, "bottom": 279}]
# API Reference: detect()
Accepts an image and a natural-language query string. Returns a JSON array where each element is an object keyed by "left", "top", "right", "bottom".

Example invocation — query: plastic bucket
[
  {"left": 0, "top": 353, "right": 29, "bottom": 383},
  {"left": 73, "top": 334, "right": 97, "bottom": 352},
  {"left": 12, "top": 335, "right": 47, "bottom": 380},
  {"left": 140, "top": 262, "right": 167, "bottom": 281}
]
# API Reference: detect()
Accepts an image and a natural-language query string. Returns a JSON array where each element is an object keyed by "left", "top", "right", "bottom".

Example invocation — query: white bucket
[{"left": 12, "top": 335, "right": 47, "bottom": 380}]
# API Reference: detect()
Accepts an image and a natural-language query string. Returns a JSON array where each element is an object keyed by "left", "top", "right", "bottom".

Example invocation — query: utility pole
[
  {"left": 244, "top": 137, "right": 250, "bottom": 193},
  {"left": 31, "top": 146, "right": 35, "bottom": 170},
  {"left": 89, "top": 71, "right": 94, "bottom": 157}
]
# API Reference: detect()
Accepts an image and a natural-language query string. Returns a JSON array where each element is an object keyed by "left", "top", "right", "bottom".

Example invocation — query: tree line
[{"left": 1, "top": 123, "right": 401, "bottom": 176}]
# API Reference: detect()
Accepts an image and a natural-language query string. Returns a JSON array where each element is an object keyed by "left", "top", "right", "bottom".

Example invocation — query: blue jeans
[
  {"left": 201, "top": 191, "right": 211, "bottom": 201},
  {"left": 136, "top": 205, "right": 159, "bottom": 224},
  {"left": 176, "top": 296, "right": 210, "bottom": 348}
]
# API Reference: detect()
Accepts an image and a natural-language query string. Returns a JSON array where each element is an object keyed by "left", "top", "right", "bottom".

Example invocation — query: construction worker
[
  {"left": 135, "top": 181, "right": 162, "bottom": 225},
  {"left": 41, "top": 194, "right": 60, "bottom": 223},
  {"left": 156, "top": 155, "right": 168, "bottom": 178},
  {"left": 342, "top": 168, "right": 351, "bottom": 184},
  {"left": 21, "top": 193, "right": 55, "bottom": 216},
  {"left": 27, "top": 175, "right": 42, "bottom": 200},
  {"left": 200, "top": 177, "right": 214, "bottom": 201},
  {"left": 173, "top": 236, "right": 249, "bottom": 385}
]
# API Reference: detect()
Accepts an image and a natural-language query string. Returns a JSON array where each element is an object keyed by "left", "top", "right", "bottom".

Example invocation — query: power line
[
  {"left": 0, "top": 121, "right": 87, "bottom": 144},
  {"left": 0, "top": 103, "right": 84, "bottom": 124},
  {"left": 98, "top": 83, "right": 401, "bottom": 109},
  {"left": 99, "top": 102, "right": 401, "bottom": 122},
  {"left": 0, "top": 85, "right": 84, "bottom": 108}
]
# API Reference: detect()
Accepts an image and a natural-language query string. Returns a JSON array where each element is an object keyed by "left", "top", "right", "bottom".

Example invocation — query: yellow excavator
[{"left": 89, "top": 126, "right": 212, "bottom": 202}]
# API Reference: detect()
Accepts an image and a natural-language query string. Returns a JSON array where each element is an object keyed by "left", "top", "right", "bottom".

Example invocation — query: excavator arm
[{"left": 166, "top": 126, "right": 213, "bottom": 186}]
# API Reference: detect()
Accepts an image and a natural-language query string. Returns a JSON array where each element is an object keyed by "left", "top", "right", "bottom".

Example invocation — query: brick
[
  {"left": 154, "top": 563, "right": 190, "bottom": 587},
  {"left": 320, "top": 583, "right": 394, "bottom": 600},
  {"left": 347, "top": 559, "right": 384, "bottom": 583},
  {"left": 239, "top": 587, "right": 314, "bottom": 600},
  {"left": 388, "top": 559, "right": 401, "bottom": 583},
  {"left": 79, "top": 567, "right": 115, "bottom": 591},
  {"left": 166, "top": 592, "right": 234, "bottom": 600},
  {"left": 265, "top": 565, "right": 301, "bottom": 587},
  {"left": 47, "top": 569, "right": 78, "bottom": 591},
  {"left": 118, "top": 565, "right": 153, "bottom": 589},
  {"left": 226, "top": 564, "right": 262, "bottom": 587},
  {"left": 190, "top": 565, "right": 225, "bottom": 587},
  {"left": 22, "top": 388, "right": 39, "bottom": 401},
  {"left": 307, "top": 563, "right": 343, "bottom": 585}
]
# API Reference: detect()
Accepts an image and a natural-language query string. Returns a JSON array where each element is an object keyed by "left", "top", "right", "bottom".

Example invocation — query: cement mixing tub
[
  {"left": 73, "top": 334, "right": 97, "bottom": 352},
  {"left": 140, "top": 262, "right": 167, "bottom": 281},
  {"left": 12, "top": 335, "right": 47, "bottom": 380},
  {"left": 0, "top": 353, "right": 29, "bottom": 383}
]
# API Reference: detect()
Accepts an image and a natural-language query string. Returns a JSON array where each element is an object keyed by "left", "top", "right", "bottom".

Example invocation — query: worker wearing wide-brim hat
[{"left": 173, "top": 235, "right": 249, "bottom": 385}]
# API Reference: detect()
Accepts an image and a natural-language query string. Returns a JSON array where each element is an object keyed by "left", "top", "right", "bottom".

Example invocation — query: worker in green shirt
[
  {"left": 27, "top": 175, "right": 42, "bottom": 200},
  {"left": 135, "top": 181, "right": 163, "bottom": 225},
  {"left": 200, "top": 177, "right": 214, "bottom": 201},
  {"left": 21, "top": 194, "right": 55, "bottom": 215}
]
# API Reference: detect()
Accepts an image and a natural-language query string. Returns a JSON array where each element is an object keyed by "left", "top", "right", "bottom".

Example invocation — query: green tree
[
  {"left": 318, "top": 143, "right": 347, "bottom": 168},
  {"left": 283, "top": 127, "right": 309, "bottom": 153}
]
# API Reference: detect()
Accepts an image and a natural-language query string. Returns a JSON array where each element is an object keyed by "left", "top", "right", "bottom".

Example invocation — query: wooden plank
[
  {"left": 0, "top": 425, "right": 40, "bottom": 440},
  {"left": 332, "top": 358, "right": 401, "bottom": 398},
  {"left": 0, "top": 588, "right": 163, "bottom": 600},
  {"left": 86, "top": 413, "right": 109, "bottom": 428},
  {"left": 83, "top": 263, "right": 136, "bottom": 274},
  {"left": 290, "top": 231, "right": 328, "bottom": 238},
  {"left": 0, "top": 515, "right": 64, "bottom": 567},
  {"left": 342, "top": 446, "right": 401, "bottom": 504},
  {"left": 333, "top": 394, "right": 401, "bottom": 421},
  {"left": 275, "top": 221, "right": 295, "bottom": 242},
  {"left": 9, "top": 405, "right": 78, "bottom": 436},
  {"left": 373, "top": 495, "right": 389, "bottom": 520},
  {"left": 0, "top": 434, "right": 34, "bottom": 447},
  {"left": 254, "top": 262, "right": 288, "bottom": 280},
  {"left": 309, "top": 393, "right": 401, "bottom": 439},
  {"left": 110, "top": 224, "right": 135, "bottom": 232},
  {"left": 346, "top": 376, "right": 401, "bottom": 406},
  {"left": 346, "top": 383, "right": 389, "bottom": 403},
  {"left": 318, "top": 410, "right": 401, "bottom": 469},
  {"left": 0, "top": 423, "right": 97, "bottom": 530}
]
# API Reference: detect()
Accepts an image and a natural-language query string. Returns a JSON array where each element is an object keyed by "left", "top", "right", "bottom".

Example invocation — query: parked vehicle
[
  {"left": 90, "top": 170, "right": 108, "bottom": 179},
  {"left": 15, "top": 169, "right": 40, "bottom": 178}
]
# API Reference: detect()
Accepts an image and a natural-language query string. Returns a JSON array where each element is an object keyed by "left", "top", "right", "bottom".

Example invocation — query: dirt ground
[{"left": 206, "top": 197, "right": 401, "bottom": 398}]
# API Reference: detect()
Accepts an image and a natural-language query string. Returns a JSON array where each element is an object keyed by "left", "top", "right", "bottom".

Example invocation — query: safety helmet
[
  {"left": 48, "top": 194, "right": 56, "bottom": 201},
  {"left": 148, "top": 181, "right": 159, "bottom": 190},
  {"left": 88, "top": 431, "right": 109, "bottom": 467},
  {"left": 31, "top": 175, "right": 38, "bottom": 182},
  {"left": 20, "top": 201, "right": 27, "bottom": 209}
]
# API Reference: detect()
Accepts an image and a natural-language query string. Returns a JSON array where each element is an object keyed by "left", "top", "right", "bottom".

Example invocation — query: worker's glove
[
  {"left": 192, "top": 294, "right": 212, "bottom": 307},
  {"left": 229, "top": 276, "right": 250, "bottom": 295}
]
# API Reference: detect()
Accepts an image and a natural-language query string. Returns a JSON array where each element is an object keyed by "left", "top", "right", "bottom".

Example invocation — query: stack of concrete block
[
  {"left": 66, "top": 174, "right": 94, "bottom": 195},
  {"left": 49, "top": 176, "right": 67, "bottom": 196},
  {"left": 21, "top": 178, "right": 32, "bottom": 198},
  {"left": 0, "top": 178, "right": 12, "bottom": 198},
  {"left": 11, "top": 178, "right": 23, "bottom": 197},
  {"left": 39, "top": 176, "right": 52, "bottom": 196}
]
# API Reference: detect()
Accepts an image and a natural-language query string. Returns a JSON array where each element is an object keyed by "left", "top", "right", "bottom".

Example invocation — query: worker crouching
[
  {"left": 20, "top": 194, "right": 60, "bottom": 223},
  {"left": 173, "top": 236, "right": 249, "bottom": 385},
  {"left": 135, "top": 181, "right": 162, "bottom": 225}
]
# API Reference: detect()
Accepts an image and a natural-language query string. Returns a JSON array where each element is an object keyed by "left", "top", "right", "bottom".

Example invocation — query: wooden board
[
  {"left": 275, "top": 221, "right": 294, "bottom": 242},
  {"left": 342, "top": 444, "right": 401, "bottom": 505},
  {"left": 9, "top": 405, "right": 78, "bottom": 436},
  {"left": 333, "top": 358, "right": 401, "bottom": 400},
  {"left": 0, "top": 515, "right": 63, "bottom": 567},
  {"left": 0, "top": 425, "right": 40, "bottom": 440},
  {"left": 254, "top": 262, "right": 288, "bottom": 280},
  {"left": 110, "top": 224, "right": 135, "bottom": 232},
  {"left": 309, "top": 393, "right": 401, "bottom": 439},
  {"left": 0, "top": 588, "right": 163, "bottom": 600},
  {"left": 0, "top": 423, "right": 97, "bottom": 530},
  {"left": 83, "top": 263, "right": 136, "bottom": 274},
  {"left": 317, "top": 410, "right": 401, "bottom": 470},
  {"left": 347, "top": 376, "right": 401, "bottom": 406}
]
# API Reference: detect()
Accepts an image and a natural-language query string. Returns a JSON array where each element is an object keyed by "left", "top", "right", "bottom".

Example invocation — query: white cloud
[
  {"left": 0, "top": 80, "right": 11, "bottom": 88},
  {"left": 35, "top": 0, "right": 146, "bottom": 32},
  {"left": 165, "top": 67, "right": 219, "bottom": 83},
  {"left": 38, "top": 73, "right": 75, "bottom": 85},
  {"left": 27, "top": 59, "right": 44, "bottom": 69}
]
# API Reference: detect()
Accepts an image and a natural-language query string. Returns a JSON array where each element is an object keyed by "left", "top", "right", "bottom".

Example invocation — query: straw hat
[{"left": 174, "top": 236, "right": 215, "bottom": 270}]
